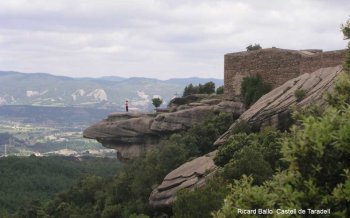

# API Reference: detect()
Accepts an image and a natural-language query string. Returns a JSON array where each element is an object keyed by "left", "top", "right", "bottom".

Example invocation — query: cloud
[{"left": 0, "top": 0, "right": 349, "bottom": 79}]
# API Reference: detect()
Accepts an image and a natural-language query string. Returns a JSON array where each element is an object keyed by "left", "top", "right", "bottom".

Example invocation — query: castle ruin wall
[{"left": 224, "top": 48, "right": 346, "bottom": 100}]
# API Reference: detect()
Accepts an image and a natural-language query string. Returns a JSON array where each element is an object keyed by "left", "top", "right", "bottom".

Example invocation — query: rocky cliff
[
  {"left": 149, "top": 151, "right": 217, "bottom": 208},
  {"left": 149, "top": 65, "right": 343, "bottom": 208},
  {"left": 83, "top": 95, "right": 243, "bottom": 160},
  {"left": 215, "top": 65, "right": 343, "bottom": 146}
]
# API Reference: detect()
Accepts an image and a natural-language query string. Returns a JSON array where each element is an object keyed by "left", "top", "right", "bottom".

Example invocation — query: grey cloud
[{"left": 0, "top": 0, "right": 349, "bottom": 79}]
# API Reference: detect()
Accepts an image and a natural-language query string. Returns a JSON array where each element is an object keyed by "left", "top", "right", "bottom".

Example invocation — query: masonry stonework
[{"left": 224, "top": 48, "right": 346, "bottom": 100}]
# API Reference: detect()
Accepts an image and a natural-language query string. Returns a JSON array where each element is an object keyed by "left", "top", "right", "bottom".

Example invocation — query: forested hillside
[
  {"left": 2, "top": 112, "right": 234, "bottom": 218},
  {"left": 0, "top": 156, "right": 121, "bottom": 215}
]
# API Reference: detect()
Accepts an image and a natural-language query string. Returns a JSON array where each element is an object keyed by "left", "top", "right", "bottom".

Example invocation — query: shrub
[
  {"left": 152, "top": 97, "right": 163, "bottom": 109},
  {"left": 200, "top": 81, "right": 215, "bottom": 94},
  {"left": 325, "top": 73, "right": 350, "bottom": 107},
  {"left": 171, "top": 112, "right": 235, "bottom": 156},
  {"left": 215, "top": 129, "right": 286, "bottom": 183},
  {"left": 182, "top": 82, "right": 216, "bottom": 96},
  {"left": 294, "top": 88, "right": 307, "bottom": 102},
  {"left": 230, "top": 120, "right": 255, "bottom": 135},
  {"left": 222, "top": 145, "right": 273, "bottom": 185},
  {"left": 246, "top": 44, "right": 262, "bottom": 51},
  {"left": 240, "top": 74, "right": 271, "bottom": 108},
  {"left": 216, "top": 129, "right": 285, "bottom": 166},
  {"left": 277, "top": 111, "right": 294, "bottom": 131},
  {"left": 214, "top": 133, "right": 254, "bottom": 167},
  {"left": 216, "top": 85, "right": 224, "bottom": 94},
  {"left": 173, "top": 177, "right": 229, "bottom": 218}
]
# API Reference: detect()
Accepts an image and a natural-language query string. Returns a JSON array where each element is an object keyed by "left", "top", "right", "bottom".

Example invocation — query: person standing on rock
[{"left": 125, "top": 100, "right": 129, "bottom": 112}]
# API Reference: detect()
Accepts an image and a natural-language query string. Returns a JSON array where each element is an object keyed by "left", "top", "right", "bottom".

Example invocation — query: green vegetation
[
  {"left": 212, "top": 24, "right": 350, "bottom": 216},
  {"left": 216, "top": 85, "right": 224, "bottom": 94},
  {"left": 172, "top": 129, "right": 286, "bottom": 218},
  {"left": 182, "top": 82, "right": 216, "bottom": 96},
  {"left": 172, "top": 21, "right": 350, "bottom": 218},
  {"left": 246, "top": 44, "right": 262, "bottom": 51},
  {"left": 9, "top": 112, "right": 234, "bottom": 217},
  {"left": 240, "top": 74, "right": 271, "bottom": 108},
  {"left": 213, "top": 77, "right": 350, "bottom": 217},
  {"left": 215, "top": 130, "right": 287, "bottom": 184},
  {"left": 151, "top": 97, "right": 163, "bottom": 109},
  {"left": 342, "top": 19, "right": 350, "bottom": 73},
  {"left": 0, "top": 156, "right": 121, "bottom": 215},
  {"left": 294, "top": 88, "right": 307, "bottom": 102},
  {"left": 0, "top": 115, "right": 107, "bottom": 156},
  {"left": 5, "top": 17, "right": 350, "bottom": 218},
  {"left": 173, "top": 177, "right": 229, "bottom": 218}
]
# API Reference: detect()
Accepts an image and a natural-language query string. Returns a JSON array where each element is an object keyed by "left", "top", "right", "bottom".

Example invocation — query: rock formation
[
  {"left": 215, "top": 65, "right": 343, "bottom": 146},
  {"left": 150, "top": 65, "right": 343, "bottom": 209},
  {"left": 83, "top": 97, "right": 243, "bottom": 160},
  {"left": 83, "top": 112, "right": 158, "bottom": 160},
  {"left": 149, "top": 151, "right": 218, "bottom": 208}
]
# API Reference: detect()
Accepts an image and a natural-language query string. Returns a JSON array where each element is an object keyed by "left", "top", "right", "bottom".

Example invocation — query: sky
[{"left": 0, "top": 0, "right": 349, "bottom": 80}]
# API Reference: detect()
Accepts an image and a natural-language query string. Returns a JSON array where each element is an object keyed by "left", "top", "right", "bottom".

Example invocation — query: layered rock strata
[
  {"left": 215, "top": 65, "right": 343, "bottom": 146},
  {"left": 150, "top": 65, "right": 343, "bottom": 209},
  {"left": 83, "top": 98, "right": 243, "bottom": 160},
  {"left": 149, "top": 151, "right": 218, "bottom": 208}
]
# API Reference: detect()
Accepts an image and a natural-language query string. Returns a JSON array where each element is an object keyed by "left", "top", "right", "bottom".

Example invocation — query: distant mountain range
[{"left": 0, "top": 71, "right": 223, "bottom": 111}]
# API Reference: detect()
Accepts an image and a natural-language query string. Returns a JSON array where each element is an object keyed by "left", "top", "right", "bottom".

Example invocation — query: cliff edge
[{"left": 83, "top": 95, "right": 243, "bottom": 160}]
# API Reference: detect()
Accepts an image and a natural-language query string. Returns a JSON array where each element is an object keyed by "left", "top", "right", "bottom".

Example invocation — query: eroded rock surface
[
  {"left": 148, "top": 65, "right": 343, "bottom": 209},
  {"left": 83, "top": 112, "right": 158, "bottom": 160},
  {"left": 151, "top": 101, "right": 243, "bottom": 132},
  {"left": 83, "top": 98, "right": 243, "bottom": 160},
  {"left": 149, "top": 151, "right": 218, "bottom": 208},
  {"left": 215, "top": 65, "right": 343, "bottom": 146}
]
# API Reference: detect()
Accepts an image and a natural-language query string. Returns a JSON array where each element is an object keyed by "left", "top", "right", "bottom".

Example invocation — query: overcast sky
[{"left": 0, "top": 0, "right": 349, "bottom": 79}]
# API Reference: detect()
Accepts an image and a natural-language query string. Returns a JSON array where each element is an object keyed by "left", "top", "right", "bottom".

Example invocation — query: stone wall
[{"left": 224, "top": 48, "right": 346, "bottom": 100}]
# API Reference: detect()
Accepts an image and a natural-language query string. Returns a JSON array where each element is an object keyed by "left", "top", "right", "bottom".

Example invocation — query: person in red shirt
[{"left": 125, "top": 100, "right": 129, "bottom": 112}]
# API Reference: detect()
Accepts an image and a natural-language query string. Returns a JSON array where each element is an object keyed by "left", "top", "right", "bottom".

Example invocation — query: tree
[
  {"left": 183, "top": 83, "right": 195, "bottom": 96},
  {"left": 182, "top": 82, "right": 216, "bottom": 97},
  {"left": 200, "top": 82, "right": 215, "bottom": 94},
  {"left": 152, "top": 97, "right": 163, "bottom": 109},
  {"left": 216, "top": 86, "right": 224, "bottom": 94},
  {"left": 246, "top": 44, "right": 262, "bottom": 51},
  {"left": 240, "top": 74, "right": 271, "bottom": 108},
  {"left": 342, "top": 19, "right": 350, "bottom": 38},
  {"left": 342, "top": 19, "right": 350, "bottom": 73}
]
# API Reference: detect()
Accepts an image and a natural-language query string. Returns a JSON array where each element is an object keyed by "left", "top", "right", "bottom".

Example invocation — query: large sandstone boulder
[
  {"left": 215, "top": 65, "right": 343, "bottom": 146},
  {"left": 151, "top": 101, "right": 243, "bottom": 132},
  {"left": 84, "top": 112, "right": 156, "bottom": 145},
  {"left": 83, "top": 100, "right": 243, "bottom": 160},
  {"left": 83, "top": 112, "right": 158, "bottom": 160},
  {"left": 149, "top": 151, "right": 218, "bottom": 208}
]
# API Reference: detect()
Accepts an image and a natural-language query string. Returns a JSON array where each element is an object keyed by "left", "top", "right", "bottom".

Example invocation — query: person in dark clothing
[{"left": 125, "top": 100, "right": 129, "bottom": 112}]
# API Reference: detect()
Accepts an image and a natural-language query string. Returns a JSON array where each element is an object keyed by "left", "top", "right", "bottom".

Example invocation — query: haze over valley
[{"left": 0, "top": 70, "right": 223, "bottom": 157}]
